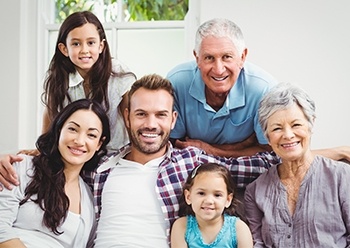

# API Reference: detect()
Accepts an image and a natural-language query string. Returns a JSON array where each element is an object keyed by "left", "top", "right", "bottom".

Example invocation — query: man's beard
[{"left": 129, "top": 128, "right": 169, "bottom": 155}]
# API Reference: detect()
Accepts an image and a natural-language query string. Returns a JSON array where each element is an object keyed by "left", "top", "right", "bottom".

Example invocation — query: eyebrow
[
  {"left": 134, "top": 109, "right": 170, "bottom": 113},
  {"left": 68, "top": 121, "right": 100, "bottom": 132},
  {"left": 70, "top": 37, "right": 98, "bottom": 41},
  {"left": 270, "top": 118, "right": 304, "bottom": 125}
]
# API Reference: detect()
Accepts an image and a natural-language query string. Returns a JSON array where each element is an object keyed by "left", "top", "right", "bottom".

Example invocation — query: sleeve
[
  {"left": 167, "top": 72, "right": 187, "bottom": 140},
  {"left": 338, "top": 164, "right": 350, "bottom": 246},
  {"left": 200, "top": 151, "right": 280, "bottom": 189},
  {"left": 253, "top": 86, "right": 272, "bottom": 145},
  {"left": 170, "top": 89, "right": 187, "bottom": 140},
  {"left": 244, "top": 183, "right": 266, "bottom": 247},
  {"left": 254, "top": 112, "right": 268, "bottom": 145},
  {"left": 111, "top": 59, "right": 136, "bottom": 96},
  {"left": 0, "top": 157, "right": 31, "bottom": 243}
]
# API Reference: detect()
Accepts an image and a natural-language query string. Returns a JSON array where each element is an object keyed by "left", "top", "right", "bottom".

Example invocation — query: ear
[
  {"left": 225, "top": 193, "right": 233, "bottom": 208},
  {"left": 96, "top": 137, "right": 105, "bottom": 151},
  {"left": 184, "top": 189, "right": 192, "bottom": 205},
  {"left": 58, "top": 43, "right": 69, "bottom": 57},
  {"left": 99, "top": 39, "right": 105, "bottom": 54},
  {"left": 193, "top": 50, "right": 199, "bottom": 65},
  {"left": 171, "top": 111, "right": 178, "bottom": 130},
  {"left": 239, "top": 48, "right": 248, "bottom": 68},
  {"left": 124, "top": 108, "right": 130, "bottom": 128}
]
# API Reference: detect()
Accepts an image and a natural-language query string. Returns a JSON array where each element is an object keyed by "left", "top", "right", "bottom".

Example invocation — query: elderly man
[
  {"left": 167, "top": 18, "right": 277, "bottom": 157},
  {"left": 1, "top": 75, "right": 350, "bottom": 247}
]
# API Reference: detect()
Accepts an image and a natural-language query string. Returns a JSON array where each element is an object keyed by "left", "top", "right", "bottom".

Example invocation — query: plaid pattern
[{"left": 82, "top": 142, "right": 280, "bottom": 236}]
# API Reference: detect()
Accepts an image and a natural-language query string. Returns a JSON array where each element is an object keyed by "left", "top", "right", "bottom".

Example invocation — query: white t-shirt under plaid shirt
[{"left": 83, "top": 142, "right": 281, "bottom": 245}]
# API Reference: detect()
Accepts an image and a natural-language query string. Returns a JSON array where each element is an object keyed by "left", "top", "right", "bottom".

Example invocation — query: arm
[
  {"left": 244, "top": 184, "right": 266, "bottom": 247},
  {"left": 312, "top": 146, "right": 350, "bottom": 162},
  {"left": 0, "top": 154, "right": 22, "bottom": 190},
  {"left": 170, "top": 217, "right": 188, "bottom": 248},
  {"left": 41, "top": 107, "right": 51, "bottom": 134},
  {"left": 175, "top": 133, "right": 272, "bottom": 157},
  {"left": 339, "top": 165, "right": 350, "bottom": 246},
  {"left": 236, "top": 219, "right": 253, "bottom": 248},
  {"left": 0, "top": 239, "right": 26, "bottom": 248},
  {"left": 17, "top": 149, "right": 40, "bottom": 156},
  {"left": 199, "top": 150, "right": 280, "bottom": 189},
  {"left": 0, "top": 161, "right": 26, "bottom": 246}
]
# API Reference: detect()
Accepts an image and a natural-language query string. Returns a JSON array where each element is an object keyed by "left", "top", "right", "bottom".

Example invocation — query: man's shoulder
[
  {"left": 166, "top": 60, "right": 198, "bottom": 81},
  {"left": 242, "top": 61, "right": 278, "bottom": 87}
]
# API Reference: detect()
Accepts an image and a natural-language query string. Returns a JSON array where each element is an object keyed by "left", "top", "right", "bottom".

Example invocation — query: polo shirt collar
[{"left": 189, "top": 67, "right": 246, "bottom": 112}]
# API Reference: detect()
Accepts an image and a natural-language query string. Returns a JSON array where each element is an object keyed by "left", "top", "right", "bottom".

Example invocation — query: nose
[
  {"left": 204, "top": 195, "right": 215, "bottom": 204},
  {"left": 80, "top": 43, "right": 89, "bottom": 54},
  {"left": 74, "top": 134, "right": 85, "bottom": 145},
  {"left": 144, "top": 114, "right": 157, "bottom": 129},
  {"left": 212, "top": 59, "right": 226, "bottom": 75},
  {"left": 283, "top": 127, "right": 295, "bottom": 139}
]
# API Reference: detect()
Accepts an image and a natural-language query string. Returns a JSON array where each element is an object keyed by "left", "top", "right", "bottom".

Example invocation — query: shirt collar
[
  {"left": 97, "top": 142, "right": 174, "bottom": 173},
  {"left": 68, "top": 71, "right": 84, "bottom": 88},
  {"left": 189, "top": 66, "right": 246, "bottom": 111}
]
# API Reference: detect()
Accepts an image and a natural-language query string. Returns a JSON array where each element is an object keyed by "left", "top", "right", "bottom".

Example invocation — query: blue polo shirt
[{"left": 167, "top": 61, "right": 277, "bottom": 145}]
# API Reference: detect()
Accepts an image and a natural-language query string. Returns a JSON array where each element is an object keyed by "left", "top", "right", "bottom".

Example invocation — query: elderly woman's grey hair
[
  {"left": 194, "top": 18, "right": 246, "bottom": 56},
  {"left": 258, "top": 83, "right": 316, "bottom": 139}
]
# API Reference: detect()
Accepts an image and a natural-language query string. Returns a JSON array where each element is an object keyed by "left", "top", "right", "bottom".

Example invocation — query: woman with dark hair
[{"left": 0, "top": 99, "right": 110, "bottom": 247}]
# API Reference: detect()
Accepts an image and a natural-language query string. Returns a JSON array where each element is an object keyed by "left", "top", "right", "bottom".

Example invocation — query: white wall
[
  {"left": 0, "top": 1, "right": 19, "bottom": 153},
  {"left": 193, "top": 0, "right": 350, "bottom": 149},
  {"left": 1, "top": 0, "right": 349, "bottom": 153},
  {"left": 0, "top": 1, "right": 39, "bottom": 154},
  {"left": 0, "top": 2, "right": 188, "bottom": 153},
  {"left": 0, "top": 1, "right": 39, "bottom": 153}
]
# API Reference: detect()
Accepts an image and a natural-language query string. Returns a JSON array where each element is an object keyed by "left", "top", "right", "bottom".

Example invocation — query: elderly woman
[{"left": 244, "top": 83, "right": 350, "bottom": 247}]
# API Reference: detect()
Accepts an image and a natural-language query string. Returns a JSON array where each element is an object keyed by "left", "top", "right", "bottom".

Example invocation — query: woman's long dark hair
[
  {"left": 42, "top": 11, "right": 135, "bottom": 121},
  {"left": 20, "top": 99, "right": 110, "bottom": 235}
]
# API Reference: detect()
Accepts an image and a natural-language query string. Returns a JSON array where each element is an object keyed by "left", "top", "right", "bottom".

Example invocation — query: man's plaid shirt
[{"left": 82, "top": 142, "right": 280, "bottom": 236}]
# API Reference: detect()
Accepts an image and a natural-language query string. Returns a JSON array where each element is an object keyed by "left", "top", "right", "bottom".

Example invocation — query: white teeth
[
  {"left": 142, "top": 133, "right": 158, "bottom": 138},
  {"left": 70, "top": 148, "right": 84, "bottom": 154},
  {"left": 212, "top": 76, "right": 228, "bottom": 81},
  {"left": 281, "top": 142, "right": 298, "bottom": 148}
]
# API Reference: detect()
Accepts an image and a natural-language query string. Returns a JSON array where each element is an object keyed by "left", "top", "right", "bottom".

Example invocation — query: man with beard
[
  {"left": 88, "top": 74, "right": 280, "bottom": 247},
  {"left": 1, "top": 74, "right": 349, "bottom": 247}
]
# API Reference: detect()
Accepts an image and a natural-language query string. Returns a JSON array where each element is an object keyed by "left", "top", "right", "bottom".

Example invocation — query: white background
[{"left": 1, "top": 0, "right": 349, "bottom": 153}]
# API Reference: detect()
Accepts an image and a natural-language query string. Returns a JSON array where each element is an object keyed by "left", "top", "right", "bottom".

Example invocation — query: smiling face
[
  {"left": 58, "top": 109, "right": 103, "bottom": 170},
  {"left": 195, "top": 36, "right": 247, "bottom": 97},
  {"left": 184, "top": 172, "right": 233, "bottom": 223},
  {"left": 266, "top": 103, "right": 312, "bottom": 162},
  {"left": 124, "top": 88, "right": 177, "bottom": 161},
  {"left": 58, "top": 23, "right": 104, "bottom": 78}
]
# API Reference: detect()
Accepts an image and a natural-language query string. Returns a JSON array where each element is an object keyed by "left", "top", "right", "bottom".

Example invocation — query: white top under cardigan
[{"left": 0, "top": 155, "right": 96, "bottom": 248}]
